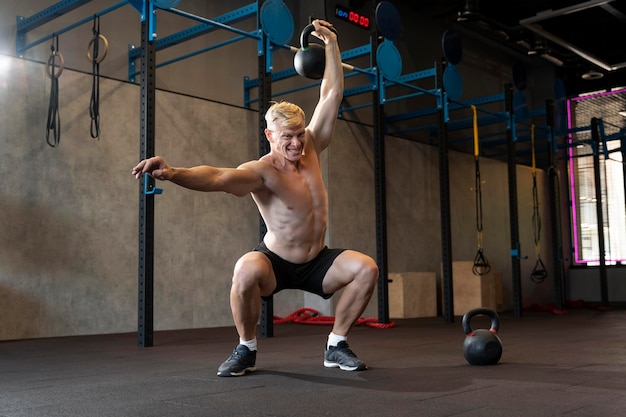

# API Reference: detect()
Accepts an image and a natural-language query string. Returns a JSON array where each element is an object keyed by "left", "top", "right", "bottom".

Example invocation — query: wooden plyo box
[
  {"left": 388, "top": 272, "right": 437, "bottom": 318},
  {"left": 442, "top": 261, "right": 503, "bottom": 316}
]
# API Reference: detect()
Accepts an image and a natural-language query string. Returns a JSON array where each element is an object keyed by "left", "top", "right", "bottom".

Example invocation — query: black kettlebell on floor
[
  {"left": 462, "top": 308, "right": 502, "bottom": 365},
  {"left": 293, "top": 24, "right": 337, "bottom": 79}
]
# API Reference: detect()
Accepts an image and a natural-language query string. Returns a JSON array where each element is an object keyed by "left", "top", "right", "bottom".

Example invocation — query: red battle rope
[{"left": 274, "top": 308, "right": 396, "bottom": 329}]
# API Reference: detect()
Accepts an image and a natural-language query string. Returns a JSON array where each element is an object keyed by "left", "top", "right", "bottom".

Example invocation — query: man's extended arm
[{"left": 132, "top": 156, "right": 263, "bottom": 197}]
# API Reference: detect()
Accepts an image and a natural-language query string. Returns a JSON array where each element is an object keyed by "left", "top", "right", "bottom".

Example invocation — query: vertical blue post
[
  {"left": 505, "top": 84, "right": 523, "bottom": 318},
  {"left": 138, "top": 0, "right": 156, "bottom": 348},
  {"left": 257, "top": 9, "right": 274, "bottom": 337},
  {"left": 372, "top": 34, "right": 390, "bottom": 324}
]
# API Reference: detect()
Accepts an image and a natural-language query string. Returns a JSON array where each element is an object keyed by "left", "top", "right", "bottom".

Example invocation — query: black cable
[
  {"left": 89, "top": 15, "right": 102, "bottom": 139},
  {"left": 46, "top": 35, "right": 63, "bottom": 148},
  {"left": 530, "top": 125, "right": 547, "bottom": 283},
  {"left": 473, "top": 156, "right": 491, "bottom": 276}
]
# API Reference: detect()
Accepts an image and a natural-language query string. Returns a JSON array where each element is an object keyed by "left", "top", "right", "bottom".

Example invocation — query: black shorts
[{"left": 254, "top": 242, "right": 345, "bottom": 299}]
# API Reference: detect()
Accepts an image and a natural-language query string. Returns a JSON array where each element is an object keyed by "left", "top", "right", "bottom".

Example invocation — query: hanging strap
[
  {"left": 471, "top": 105, "right": 490, "bottom": 276},
  {"left": 45, "top": 35, "right": 63, "bottom": 148},
  {"left": 530, "top": 124, "right": 547, "bottom": 283},
  {"left": 87, "top": 15, "right": 108, "bottom": 139}
]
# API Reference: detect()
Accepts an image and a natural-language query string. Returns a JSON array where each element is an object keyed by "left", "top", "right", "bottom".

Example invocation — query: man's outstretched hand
[{"left": 132, "top": 156, "right": 171, "bottom": 180}]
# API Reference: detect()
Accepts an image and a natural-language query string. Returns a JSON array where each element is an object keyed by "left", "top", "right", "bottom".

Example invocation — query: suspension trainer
[
  {"left": 530, "top": 124, "right": 547, "bottom": 283},
  {"left": 471, "top": 105, "right": 490, "bottom": 276},
  {"left": 45, "top": 34, "right": 63, "bottom": 148},
  {"left": 87, "top": 15, "right": 108, "bottom": 139}
]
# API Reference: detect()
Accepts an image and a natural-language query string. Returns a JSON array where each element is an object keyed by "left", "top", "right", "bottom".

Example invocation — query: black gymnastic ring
[
  {"left": 86, "top": 34, "right": 109, "bottom": 64},
  {"left": 46, "top": 52, "right": 64, "bottom": 79}
]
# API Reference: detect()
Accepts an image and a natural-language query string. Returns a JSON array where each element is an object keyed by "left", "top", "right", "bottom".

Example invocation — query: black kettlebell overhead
[
  {"left": 462, "top": 308, "right": 503, "bottom": 366},
  {"left": 293, "top": 24, "right": 337, "bottom": 80}
]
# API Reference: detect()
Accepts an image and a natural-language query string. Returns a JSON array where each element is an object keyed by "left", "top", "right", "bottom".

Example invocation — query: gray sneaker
[
  {"left": 217, "top": 344, "right": 257, "bottom": 377},
  {"left": 323, "top": 341, "right": 367, "bottom": 371}
]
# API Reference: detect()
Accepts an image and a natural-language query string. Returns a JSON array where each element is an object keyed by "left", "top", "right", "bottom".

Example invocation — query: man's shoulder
[
  {"left": 238, "top": 158, "right": 271, "bottom": 172},
  {"left": 238, "top": 158, "right": 278, "bottom": 193}
]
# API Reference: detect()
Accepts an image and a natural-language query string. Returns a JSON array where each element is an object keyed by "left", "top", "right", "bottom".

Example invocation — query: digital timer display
[{"left": 335, "top": 5, "right": 370, "bottom": 30}]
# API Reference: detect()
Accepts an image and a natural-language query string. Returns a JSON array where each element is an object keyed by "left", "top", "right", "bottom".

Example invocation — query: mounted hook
[
  {"left": 510, "top": 243, "right": 527, "bottom": 260},
  {"left": 143, "top": 173, "right": 163, "bottom": 195}
]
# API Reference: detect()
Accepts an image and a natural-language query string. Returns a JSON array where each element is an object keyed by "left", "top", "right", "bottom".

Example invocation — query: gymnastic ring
[
  {"left": 86, "top": 34, "right": 109, "bottom": 64},
  {"left": 46, "top": 52, "right": 64, "bottom": 79}
]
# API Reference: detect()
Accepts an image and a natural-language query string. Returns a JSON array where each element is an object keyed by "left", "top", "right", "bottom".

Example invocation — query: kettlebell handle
[
  {"left": 299, "top": 23, "right": 338, "bottom": 50},
  {"left": 462, "top": 308, "right": 500, "bottom": 335}
]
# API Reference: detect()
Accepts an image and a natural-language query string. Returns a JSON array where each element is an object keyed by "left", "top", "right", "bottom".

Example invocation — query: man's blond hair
[{"left": 265, "top": 101, "right": 305, "bottom": 130}]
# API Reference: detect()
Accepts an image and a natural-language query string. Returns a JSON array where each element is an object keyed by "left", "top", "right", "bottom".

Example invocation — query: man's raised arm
[{"left": 306, "top": 19, "right": 344, "bottom": 153}]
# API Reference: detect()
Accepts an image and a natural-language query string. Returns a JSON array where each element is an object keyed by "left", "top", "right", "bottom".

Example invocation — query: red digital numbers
[{"left": 336, "top": 6, "right": 370, "bottom": 29}]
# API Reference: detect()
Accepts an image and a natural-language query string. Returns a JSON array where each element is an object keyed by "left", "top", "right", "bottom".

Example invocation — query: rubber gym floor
[{"left": 1, "top": 307, "right": 625, "bottom": 417}]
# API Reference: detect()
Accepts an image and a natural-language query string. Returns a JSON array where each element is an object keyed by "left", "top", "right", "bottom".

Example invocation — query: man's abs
[{"left": 262, "top": 232, "right": 326, "bottom": 264}]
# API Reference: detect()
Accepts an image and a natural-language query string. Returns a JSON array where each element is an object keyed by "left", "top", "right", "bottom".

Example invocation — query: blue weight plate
[
  {"left": 442, "top": 30, "right": 462, "bottom": 65},
  {"left": 260, "top": 0, "right": 294, "bottom": 45},
  {"left": 377, "top": 41, "right": 402, "bottom": 80},
  {"left": 443, "top": 64, "right": 462, "bottom": 101},
  {"left": 375, "top": 1, "right": 402, "bottom": 41}
]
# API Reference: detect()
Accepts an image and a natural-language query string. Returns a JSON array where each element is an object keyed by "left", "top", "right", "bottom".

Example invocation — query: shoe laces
[
  {"left": 228, "top": 346, "right": 248, "bottom": 360},
  {"left": 335, "top": 341, "right": 357, "bottom": 357}
]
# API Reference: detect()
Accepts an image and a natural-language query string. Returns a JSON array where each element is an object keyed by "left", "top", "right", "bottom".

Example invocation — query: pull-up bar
[
  {"left": 164, "top": 7, "right": 261, "bottom": 43},
  {"left": 16, "top": 1, "right": 127, "bottom": 56},
  {"left": 128, "top": 30, "right": 258, "bottom": 80},
  {"left": 127, "top": 3, "right": 258, "bottom": 62}
]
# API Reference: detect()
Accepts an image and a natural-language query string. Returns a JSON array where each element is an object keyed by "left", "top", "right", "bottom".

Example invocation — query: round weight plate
[
  {"left": 442, "top": 30, "right": 462, "bottom": 65},
  {"left": 260, "top": 0, "right": 294, "bottom": 45},
  {"left": 377, "top": 41, "right": 402, "bottom": 80},
  {"left": 443, "top": 64, "right": 462, "bottom": 101},
  {"left": 513, "top": 89, "right": 528, "bottom": 123},
  {"left": 375, "top": 1, "right": 402, "bottom": 41}
]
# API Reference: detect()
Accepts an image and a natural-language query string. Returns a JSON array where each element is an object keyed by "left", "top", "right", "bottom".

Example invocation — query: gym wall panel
[
  {"left": 0, "top": 56, "right": 262, "bottom": 340},
  {"left": 1, "top": 57, "right": 139, "bottom": 339}
]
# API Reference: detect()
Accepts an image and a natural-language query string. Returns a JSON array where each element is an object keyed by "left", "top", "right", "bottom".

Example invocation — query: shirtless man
[{"left": 132, "top": 19, "right": 378, "bottom": 377}]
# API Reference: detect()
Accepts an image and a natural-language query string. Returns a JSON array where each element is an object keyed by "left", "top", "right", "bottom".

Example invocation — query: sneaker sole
[
  {"left": 323, "top": 360, "right": 366, "bottom": 371},
  {"left": 217, "top": 366, "right": 256, "bottom": 377}
]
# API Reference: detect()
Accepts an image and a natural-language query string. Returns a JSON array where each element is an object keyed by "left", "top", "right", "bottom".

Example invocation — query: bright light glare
[{"left": 0, "top": 55, "right": 11, "bottom": 76}]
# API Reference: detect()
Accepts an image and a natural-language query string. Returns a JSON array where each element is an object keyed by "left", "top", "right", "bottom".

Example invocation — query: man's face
[{"left": 267, "top": 122, "right": 306, "bottom": 162}]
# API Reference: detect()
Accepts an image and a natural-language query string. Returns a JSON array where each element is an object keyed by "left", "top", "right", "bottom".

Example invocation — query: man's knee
[
  {"left": 232, "top": 252, "right": 274, "bottom": 293},
  {"left": 355, "top": 255, "right": 379, "bottom": 288},
  {"left": 364, "top": 257, "right": 379, "bottom": 284}
]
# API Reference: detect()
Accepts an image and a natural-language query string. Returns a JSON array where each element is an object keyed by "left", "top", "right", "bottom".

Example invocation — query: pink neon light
[
  {"left": 566, "top": 98, "right": 582, "bottom": 263},
  {"left": 568, "top": 87, "right": 626, "bottom": 264},
  {"left": 571, "top": 87, "right": 626, "bottom": 102}
]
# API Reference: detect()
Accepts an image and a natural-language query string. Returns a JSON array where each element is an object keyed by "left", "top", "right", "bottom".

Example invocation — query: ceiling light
[
  {"left": 581, "top": 70, "right": 604, "bottom": 80},
  {"left": 541, "top": 53, "right": 563, "bottom": 66},
  {"left": 619, "top": 111, "right": 626, "bottom": 118}
]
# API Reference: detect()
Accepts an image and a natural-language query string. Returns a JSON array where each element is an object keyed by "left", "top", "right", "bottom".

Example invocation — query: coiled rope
[{"left": 274, "top": 308, "right": 396, "bottom": 329}]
